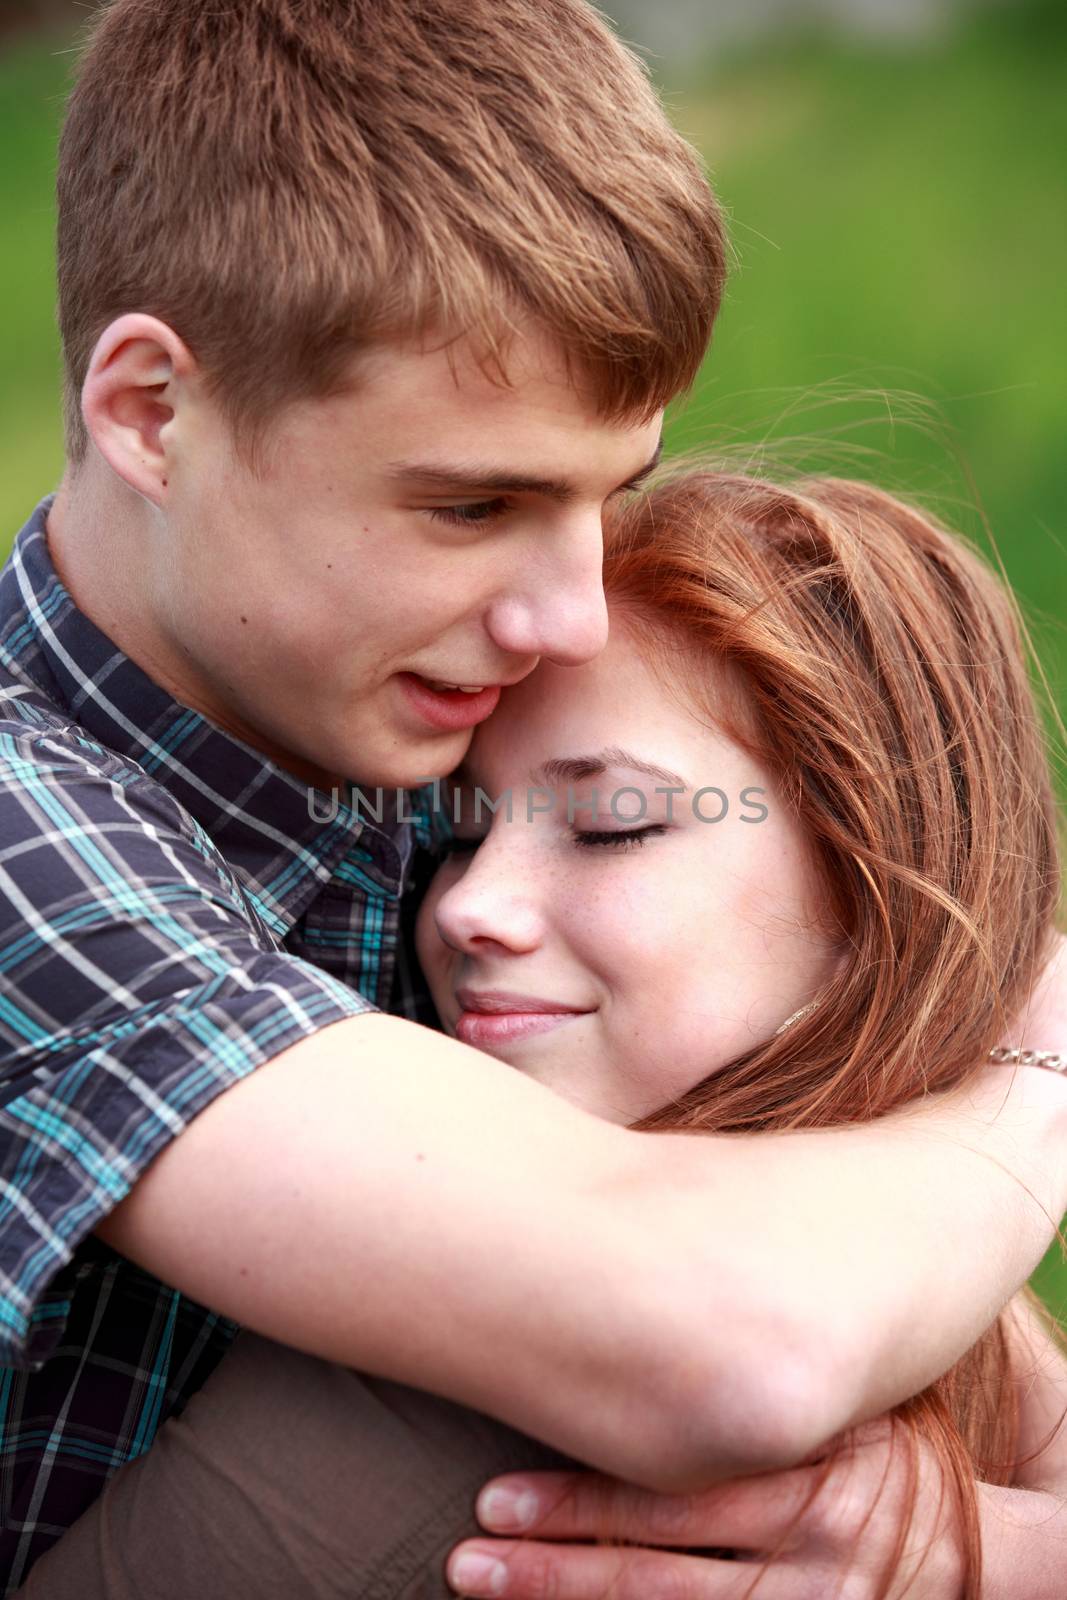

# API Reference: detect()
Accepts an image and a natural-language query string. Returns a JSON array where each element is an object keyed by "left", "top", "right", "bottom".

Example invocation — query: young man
[{"left": 1, "top": 1, "right": 1066, "bottom": 1593}]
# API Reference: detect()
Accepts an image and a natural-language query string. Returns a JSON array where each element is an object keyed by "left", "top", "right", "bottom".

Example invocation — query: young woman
[
  {"left": 414, "top": 467, "right": 1067, "bottom": 1595},
  {"left": 19, "top": 469, "right": 1067, "bottom": 1600}
]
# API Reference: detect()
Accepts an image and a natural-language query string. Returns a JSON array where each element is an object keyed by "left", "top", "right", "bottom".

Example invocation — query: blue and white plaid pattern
[{"left": 0, "top": 499, "right": 442, "bottom": 1591}]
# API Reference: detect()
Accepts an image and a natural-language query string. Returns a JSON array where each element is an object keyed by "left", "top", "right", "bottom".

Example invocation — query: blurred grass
[
  {"left": 1032, "top": 1235, "right": 1067, "bottom": 1327},
  {"left": 1, "top": 7, "right": 1066, "bottom": 1311},
  {"left": 662, "top": 6, "right": 1067, "bottom": 737},
  {"left": 0, "top": 38, "right": 67, "bottom": 520}
]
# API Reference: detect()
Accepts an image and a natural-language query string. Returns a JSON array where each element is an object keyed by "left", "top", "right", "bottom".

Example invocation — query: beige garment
[{"left": 17, "top": 1332, "right": 570, "bottom": 1600}]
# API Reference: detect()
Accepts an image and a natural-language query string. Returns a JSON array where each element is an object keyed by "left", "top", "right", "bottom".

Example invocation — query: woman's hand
[{"left": 448, "top": 1420, "right": 968, "bottom": 1599}]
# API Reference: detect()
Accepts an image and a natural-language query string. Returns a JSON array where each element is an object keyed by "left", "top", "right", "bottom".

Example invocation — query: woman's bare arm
[{"left": 96, "top": 1005, "right": 1067, "bottom": 1491}]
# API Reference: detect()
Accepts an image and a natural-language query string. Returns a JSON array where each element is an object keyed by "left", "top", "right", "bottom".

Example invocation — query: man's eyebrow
[
  {"left": 622, "top": 434, "right": 663, "bottom": 491},
  {"left": 533, "top": 746, "right": 689, "bottom": 790},
  {"left": 385, "top": 433, "right": 664, "bottom": 504}
]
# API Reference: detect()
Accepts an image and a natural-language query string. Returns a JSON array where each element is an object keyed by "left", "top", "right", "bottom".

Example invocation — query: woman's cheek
[
  {"left": 414, "top": 876, "right": 455, "bottom": 1007},
  {"left": 590, "top": 878, "right": 679, "bottom": 998}
]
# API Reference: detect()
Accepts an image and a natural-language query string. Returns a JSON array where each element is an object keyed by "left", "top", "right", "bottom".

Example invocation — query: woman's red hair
[{"left": 602, "top": 469, "right": 1063, "bottom": 1597}]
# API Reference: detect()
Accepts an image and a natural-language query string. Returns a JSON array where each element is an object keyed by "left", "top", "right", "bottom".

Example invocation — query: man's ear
[{"left": 81, "top": 314, "right": 198, "bottom": 507}]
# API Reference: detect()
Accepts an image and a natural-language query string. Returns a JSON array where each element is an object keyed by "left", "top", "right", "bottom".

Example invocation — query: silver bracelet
[{"left": 988, "top": 1046, "right": 1066, "bottom": 1073}]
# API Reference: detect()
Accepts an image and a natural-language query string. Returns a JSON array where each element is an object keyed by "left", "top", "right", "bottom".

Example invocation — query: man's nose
[{"left": 485, "top": 513, "right": 609, "bottom": 667}]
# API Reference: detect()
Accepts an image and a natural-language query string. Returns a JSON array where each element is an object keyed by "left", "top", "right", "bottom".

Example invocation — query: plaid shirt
[{"left": 0, "top": 499, "right": 442, "bottom": 1591}]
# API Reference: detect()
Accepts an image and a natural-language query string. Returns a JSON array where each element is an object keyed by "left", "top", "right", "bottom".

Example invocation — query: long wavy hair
[{"left": 601, "top": 469, "right": 1063, "bottom": 1597}]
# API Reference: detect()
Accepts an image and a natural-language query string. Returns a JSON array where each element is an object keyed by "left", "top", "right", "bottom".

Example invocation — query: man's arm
[
  {"left": 1007, "top": 1291, "right": 1067, "bottom": 1494},
  {"left": 970, "top": 1291, "right": 1067, "bottom": 1598},
  {"left": 980, "top": 1487, "right": 1067, "bottom": 1600},
  {"left": 449, "top": 1404, "right": 1067, "bottom": 1600},
  {"left": 99, "top": 1010, "right": 1067, "bottom": 1492}
]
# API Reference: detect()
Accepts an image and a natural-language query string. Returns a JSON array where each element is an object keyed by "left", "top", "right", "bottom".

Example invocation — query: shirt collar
[{"left": 0, "top": 498, "right": 430, "bottom": 933}]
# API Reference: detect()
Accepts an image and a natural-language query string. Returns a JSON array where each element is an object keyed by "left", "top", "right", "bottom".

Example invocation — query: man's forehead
[
  {"left": 349, "top": 325, "right": 660, "bottom": 427},
  {"left": 319, "top": 329, "right": 664, "bottom": 494}
]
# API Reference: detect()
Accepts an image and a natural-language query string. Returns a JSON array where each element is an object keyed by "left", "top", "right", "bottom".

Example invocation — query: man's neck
[{"left": 47, "top": 474, "right": 160, "bottom": 677}]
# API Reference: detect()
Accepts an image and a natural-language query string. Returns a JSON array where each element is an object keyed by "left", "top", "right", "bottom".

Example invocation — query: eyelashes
[
  {"left": 427, "top": 478, "right": 645, "bottom": 530},
  {"left": 428, "top": 500, "right": 509, "bottom": 527},
  {"left": 572, "top": 825, "right": 667, "bottom": 850},
  {"left": 435, "top": 823, "right": 668, "bottom": 863}
]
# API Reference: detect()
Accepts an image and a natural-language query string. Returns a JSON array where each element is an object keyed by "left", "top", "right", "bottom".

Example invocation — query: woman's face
[{"left": 416, "top": 620, "right": 841, "bottom": 1124}]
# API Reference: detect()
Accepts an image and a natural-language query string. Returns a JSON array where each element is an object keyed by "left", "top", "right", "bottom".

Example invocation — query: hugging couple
[{"left": 1, "top": 2, "right": 1066, "bottom": 1597}]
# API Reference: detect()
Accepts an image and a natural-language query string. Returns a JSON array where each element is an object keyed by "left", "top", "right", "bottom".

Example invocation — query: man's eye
[
  {"left": 572, "top": 825, "right": 667, "bottom": 851},
  {"left": 429, "top": 500, "right": 509, "bottom": 527}
]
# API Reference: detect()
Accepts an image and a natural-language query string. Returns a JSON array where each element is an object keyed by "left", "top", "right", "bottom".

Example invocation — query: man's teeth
[{"left": 427, "top": 680, "right": 486, "bottom": 694}]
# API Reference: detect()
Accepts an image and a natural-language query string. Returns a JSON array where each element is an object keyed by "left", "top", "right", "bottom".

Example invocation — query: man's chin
[{"left": 346, "top": 732, "right": 475, "bottom": 797}]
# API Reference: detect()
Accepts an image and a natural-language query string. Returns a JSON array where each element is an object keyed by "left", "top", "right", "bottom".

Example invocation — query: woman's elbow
[{"left": 619, "top": 1312, "right": 843, "bottom": 1494}]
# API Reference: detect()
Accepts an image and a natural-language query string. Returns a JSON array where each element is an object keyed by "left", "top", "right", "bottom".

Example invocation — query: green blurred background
[{"left": 0, "top": 0, "right": 1065, "bottom": 1312}]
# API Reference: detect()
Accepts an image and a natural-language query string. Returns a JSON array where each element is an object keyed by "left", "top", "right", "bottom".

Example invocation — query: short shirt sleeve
[{"left": 0, "top": 719, "right": 371, "bottom": 1368}]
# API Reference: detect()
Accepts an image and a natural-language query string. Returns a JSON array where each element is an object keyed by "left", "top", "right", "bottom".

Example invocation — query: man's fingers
[
  {"left": 476, "top": 1467, "right": 828, "bottom": 1550},
  {"left": 447, "top": 1538, "right": 786, "bottom": 1600},
  {"left": 459, "top": 1430, "right": 932, "bottom": 1600}
]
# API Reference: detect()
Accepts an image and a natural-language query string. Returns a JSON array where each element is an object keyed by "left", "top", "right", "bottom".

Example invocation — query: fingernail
[
  {"left": 477, "top": 1484, "right": 540, "bottom": 1532},
  {"left": 449, "top": 1548, "right": 508, "bottom": 1596}
]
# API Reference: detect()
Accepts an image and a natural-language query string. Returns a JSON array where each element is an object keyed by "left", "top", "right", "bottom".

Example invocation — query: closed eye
[{"left": 573, "top": 825, "right": 667, "bottom": 850}]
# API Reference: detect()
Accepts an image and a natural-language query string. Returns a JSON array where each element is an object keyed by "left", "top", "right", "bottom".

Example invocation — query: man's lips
[
  {"left": 454, "top": 988, "right": 594, "bottom": 1048},
  {"left": 397, "top": 673, "right": 502, "bottom": 732}
]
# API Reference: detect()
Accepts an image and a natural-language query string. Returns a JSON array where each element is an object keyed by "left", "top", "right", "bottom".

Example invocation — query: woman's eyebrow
[{"left": 533, "top": 746, "right": 689, "bottom": 790}]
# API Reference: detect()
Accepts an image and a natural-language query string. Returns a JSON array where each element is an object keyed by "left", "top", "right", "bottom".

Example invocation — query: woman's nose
[{"left": 433, "top": 847, "right": 545, "bottom": 957}]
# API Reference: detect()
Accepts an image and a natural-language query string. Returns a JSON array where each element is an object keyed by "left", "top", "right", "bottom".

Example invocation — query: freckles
[
  {"left": 734, "top": 838, "right": 809, "bottom": 934},
  {"left": 609, "top": 872, "right": 672, "bottom": 937},
  {"left": 553, "top": 879, "right": 614, "bottom": 949},
  {"left": 556, "top": 892, "right": 602, "bottom": 940},
  {"left": 566, "top": 876, "right": 627, "bottom": 928}
]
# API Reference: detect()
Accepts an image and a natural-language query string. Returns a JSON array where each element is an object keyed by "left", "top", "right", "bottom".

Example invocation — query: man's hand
[{"left": 448, "top": 1421, "right": 966, "bottom": 1599}]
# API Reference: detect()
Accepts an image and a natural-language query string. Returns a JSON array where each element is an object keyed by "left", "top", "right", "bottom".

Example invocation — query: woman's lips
[
  {"left": 454, "top": 990, "right": 593, "bottom": 1047},
  {"left": 397, "top": 672, "right": 501, "bottom": 732}
]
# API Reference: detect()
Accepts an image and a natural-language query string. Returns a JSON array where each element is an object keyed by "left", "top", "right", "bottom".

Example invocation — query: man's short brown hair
[{"left": 57, "top": 0, "right": 726, "bottom": 459}]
